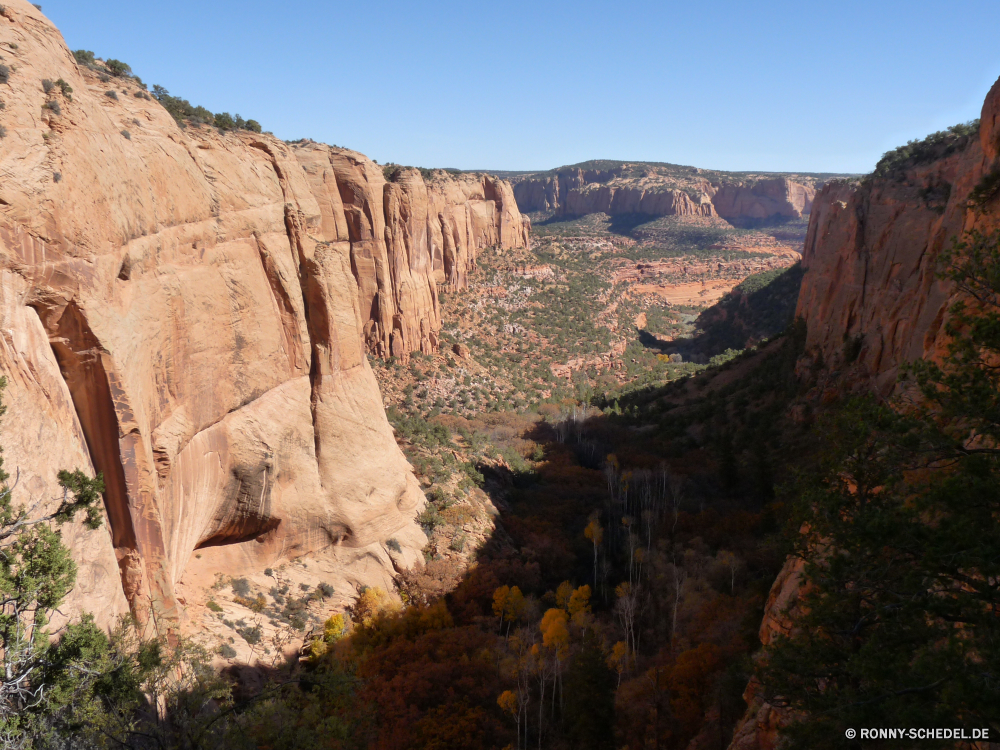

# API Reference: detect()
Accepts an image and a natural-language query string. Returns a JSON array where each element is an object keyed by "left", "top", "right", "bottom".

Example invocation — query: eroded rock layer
[
  {"left": 0, "top": 0, "right": 527, "bottom": 632},
  {"left": 509, "top": 164, "right": 822, "bottom": 223}
]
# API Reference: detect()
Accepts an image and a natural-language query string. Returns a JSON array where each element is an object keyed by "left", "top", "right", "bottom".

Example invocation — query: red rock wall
[
  {"left": 729, "top": 75, "right": 1000, "bottom": 750},
  {"left": 0, "top": 0, "right": 526, "bottom": 633},
  {"left": 511, "top": 169, "right": 815, "bottom": 223}
]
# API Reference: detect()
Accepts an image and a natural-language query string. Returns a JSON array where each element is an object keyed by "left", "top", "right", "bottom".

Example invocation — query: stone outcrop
[
  {"left": 728, "top": 76, "right": 1000, "bottom": 750},
  {"left": 795, "top": 120, "right": 991, "bottom": 394},
  {"left": 0, "top": 0, "right": 527, "bottom": 633},
  {"left": 510, "top": 165, "right": 821, "bottom": 224}
]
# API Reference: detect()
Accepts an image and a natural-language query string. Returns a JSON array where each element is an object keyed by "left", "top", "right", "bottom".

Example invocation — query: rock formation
[
  {"left": 728, "top": 76, "right": 1000, "bottom": 750},
  {"left": 0, "top": 0, "right": 527, "bottom": 633},
  {"left": 509, "top": 164, "right": 823, "bottom": 224}
]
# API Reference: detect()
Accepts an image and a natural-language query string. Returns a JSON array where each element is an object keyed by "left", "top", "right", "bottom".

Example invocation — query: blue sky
[{"left": 37, "top": 0, "right": 1000, "bottom": 174}]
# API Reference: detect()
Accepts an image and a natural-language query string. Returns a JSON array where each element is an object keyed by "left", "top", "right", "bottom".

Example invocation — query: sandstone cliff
[
  {"left": 728, "top": 78, "right": 1000, "bottom": 750},
  {"left": 0, "top": 0, "right": 527, "bottom": 634},
  {"left": 509, "top": 162, "right": 825, "bottom": 224}
]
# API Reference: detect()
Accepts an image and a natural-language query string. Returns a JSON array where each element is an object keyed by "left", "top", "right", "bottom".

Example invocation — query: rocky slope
[
  {"left": 0, "top": 0, "right": 527, "bottom": 635},
  {"left": 729, "top": 77, "right": 1000, "bottom": 750},
  {"left": 508, "top": 161, "right": 836, "bottom": 224}
]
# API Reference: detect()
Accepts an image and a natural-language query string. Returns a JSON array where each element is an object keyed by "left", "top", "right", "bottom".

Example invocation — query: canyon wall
[
  {"left": 729, "top": 76, "right": 1000, "bottom": 750},
  {"left": 0, "top": 0, "right": 527, "bottom": 633},
  {"left": 510, "top": 167, "right": 818, "bottom": 224}
]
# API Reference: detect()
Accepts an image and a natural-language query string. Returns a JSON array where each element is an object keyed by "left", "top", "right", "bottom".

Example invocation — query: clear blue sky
[{"left": 37, "top": 0, "right": 1000, "bottom": 174}]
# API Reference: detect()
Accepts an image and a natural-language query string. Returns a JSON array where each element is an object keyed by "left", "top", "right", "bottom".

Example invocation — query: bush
[
  {"left": 217, "top": 644, "right": 237, "bottom": 659},
  {"left": 105, "top": 58, "right": 131, "bottom": 77},
  {"left": 386, "top": 537, "right": 402, "bottom": 553},
  {"left": 264, "top": 568, "right": 273, "bottom": 577},
  {"left": 43, "top": 100, "right": 60, "bottom": 116},
  {"left": 231, "top": 577, "right": 251, "bottom": 598},
  {"left": 0, "top": 65, "right": 10, "bottom": 84},
  {"left": 0, "top": 125, "right": 6, "bottom": 139},
  {"left": 417, "top": 505, "right": 443, "bottom": 532},
  {"left": 120, "top": 130, "right": 131, "bottom": 140},
  {"left": 206, "top": 600, "right": 223, "bottom": 613},
  {"left": 317, "top": 583, "right": 335, "bottom": 598},
  {"left": 873, "top": 120, "right": 979, "bottom": 179},
  {"left": 53, "top": 172, "right": 61, "bottom": 183},
  {"left": 55, "top": 78, "right": 71, "bottom": 99},
  {"left": 72, "top": 49, "right": 94, "bottom": 65},
  {"left": 105, "top": 90, "right": 118, "bottom": 101},
  {"left": 42, "top": 79, "right": 54, "bottom": 93}
]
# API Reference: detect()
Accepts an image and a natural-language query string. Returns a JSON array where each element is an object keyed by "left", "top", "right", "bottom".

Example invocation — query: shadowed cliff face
[
  {"left": 509, "top": 165, "right": 820, "bottom": 224},
  {"left": 0, "top": 0, "right": 527, "bottom": 633},
  {"left": 728, "top": 76, "right": 1000, "bottom": 750}
]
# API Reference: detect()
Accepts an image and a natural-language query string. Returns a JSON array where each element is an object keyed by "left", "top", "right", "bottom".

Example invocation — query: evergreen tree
[
  {"left": 759, "top": 231, "right": 1000, "bottom": 748},
  {"left": 564, "top": 631, "right": 615, "bottom": 750}
]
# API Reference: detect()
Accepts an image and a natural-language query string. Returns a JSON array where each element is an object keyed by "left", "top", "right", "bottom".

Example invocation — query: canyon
[
  {"left": 0, "top": 0, "right": 528, "bottom": 636},
  {"left": 0, "top": 0, "right": 994, "bottom": 746}
]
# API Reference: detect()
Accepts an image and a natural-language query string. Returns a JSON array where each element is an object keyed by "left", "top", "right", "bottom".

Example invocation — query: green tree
[
  {"left": 0, "top": 377, "right": 108, "bottom": 742},
  {"left": 104, "top": 59, "right": 131, "bottom": 78}
]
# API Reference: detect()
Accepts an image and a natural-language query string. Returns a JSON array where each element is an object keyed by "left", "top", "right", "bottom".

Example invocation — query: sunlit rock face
[{"left": 0, "top": 0, "right": 528, "bottom": 632}]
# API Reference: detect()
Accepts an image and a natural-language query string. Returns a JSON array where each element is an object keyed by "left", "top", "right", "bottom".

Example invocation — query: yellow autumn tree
[
  {"left": 493, "top": 584, "right": 526, "bottom": 636},
  {"left": 567, "top": 585, "right": 591, "bottom": 616},
  {"left": 353, "top": 586, "right": 398, "bottom": 628},
  {"left": 555, "top": 581, "right": 574, "bottom": 609},
  {"left": 607, "top": 640, "right": 631, "bottom": 687}
]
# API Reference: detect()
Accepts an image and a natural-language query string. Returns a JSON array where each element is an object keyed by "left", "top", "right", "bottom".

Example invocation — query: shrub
[
  {"left": 120, "top": 130, "right": 131, "bottom": 140},
  {"left": 104, "top": 58, "right": 131, "bottom": 77},
  {"left": 230, "top": 577, "right": 251, "bottom": 598},
  {"left": 873, "top": 120, "right": 980, "bottom": 179},
  {"left": 0, "top": 65, "right": 10, "bottom": 84},
  {"left": 386, "top": 537, "right": 402, "bottom": 553},
  {"left": 217, "top": 643, "right": 237, "bottom": 659},
  {"left": 105, "top": 90, "right": 118, "bottom": 101},
  {"left": 0, "top": 125, "right": 7, "bottom": 139},
  {"left": 237, "top": 625, "right": 261, "bottom": 645},
  {"left": 42, "top": 78, "right": 53, "bottom": 93},
  {"left": 264, "top": 568, "right": 273, "bottom": 577},
  {"left": 99, "top": 74, "right": 110, "bottom": 83},
  {"left": 206, "top": 600, "right": 223, "bottom": 613},
  {"left": 0, "top": 99, "right": 5, "bottom": 109},
  {"left": 72, "top": 49, "right": 94, "bottom": 65},
  {"left": 55, "top": 78, "right": 71, "bottom": 99},
  {"left": 417, "top": 505, "right": 443, "bottom": 532},
  {"left": 317, "top": 583, "right": 335, "bottom": 598},
  {"left": 450, "top": 534, "right": 466, "bottom": 552},
  {"left": 299, "top": 583, "right": 311, "bottom": 592},
  {"left": 52, "top": 172, "right": 61, "bottom": 183},
  {"left": 43, "top": 100, "right": 60, "bottom": 116}
]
